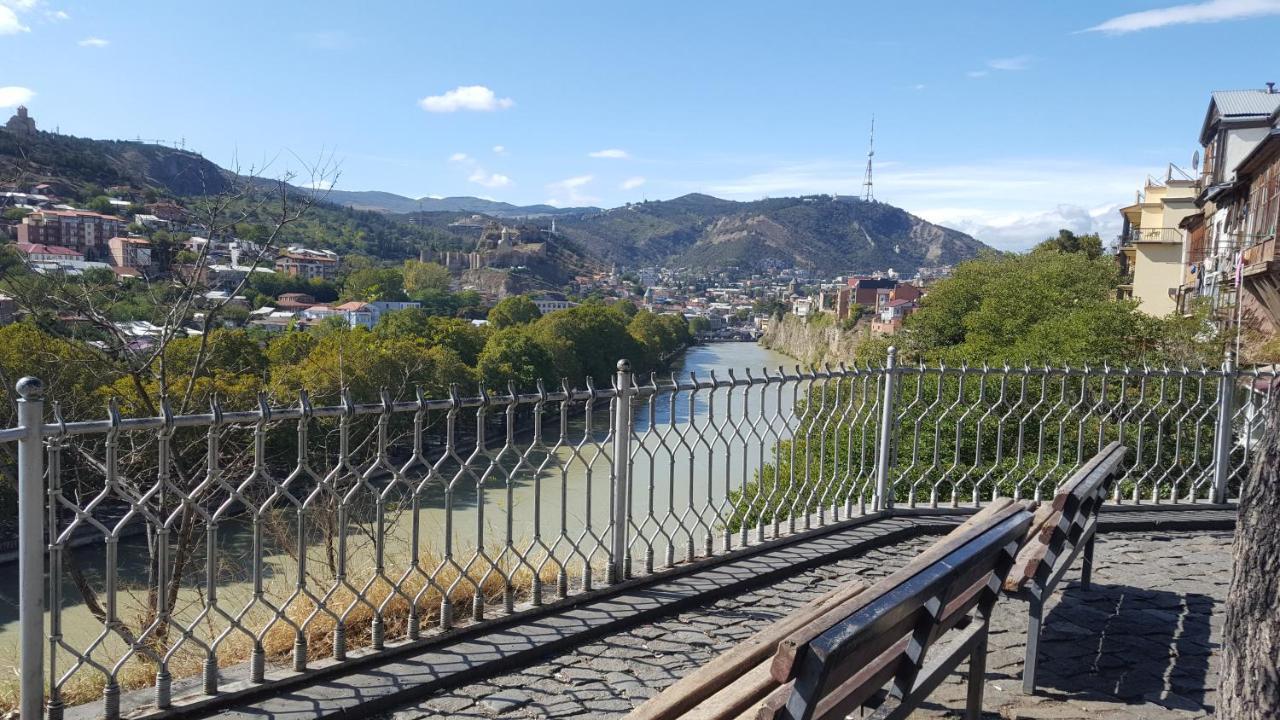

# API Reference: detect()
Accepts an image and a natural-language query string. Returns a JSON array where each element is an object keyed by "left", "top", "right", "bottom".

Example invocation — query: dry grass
[{"left": 0, "top": 549, "right": 592, "bottom": 715}]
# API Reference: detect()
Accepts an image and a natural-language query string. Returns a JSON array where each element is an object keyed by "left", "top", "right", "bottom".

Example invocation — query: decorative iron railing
[{"left": 0, "top": 350, "right": 1272, "bottom": 719}]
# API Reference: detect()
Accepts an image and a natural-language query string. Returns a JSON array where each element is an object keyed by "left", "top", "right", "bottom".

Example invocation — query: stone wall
[{"left": 758, "top": 312, "right": 866, "bottom": 367}]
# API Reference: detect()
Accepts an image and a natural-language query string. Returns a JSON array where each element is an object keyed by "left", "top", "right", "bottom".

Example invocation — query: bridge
[{"left": 0, "top": 349, "right": 1268, "bottom": 719}]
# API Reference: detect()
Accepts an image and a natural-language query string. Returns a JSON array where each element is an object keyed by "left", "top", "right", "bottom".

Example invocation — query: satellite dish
[{"left": 1191, "top": 150, "right": 1200, "bottom": 172}]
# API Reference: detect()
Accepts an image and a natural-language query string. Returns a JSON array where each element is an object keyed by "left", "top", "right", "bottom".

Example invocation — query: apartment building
[
  {"left": 1185, "top": 87, "right": 1280, "bottom": 316},
  {"left": 16, "top": 209, "right": 128, "bottom": 260},
  {"left": 275, "top": 246, "right": 339, "bottom": 280},
  {"left": 108, "top": 236, "right": 152, "bottom": 269},
  {"left": 1116, "top": 177, "right": 1199, "bottom": 316}
]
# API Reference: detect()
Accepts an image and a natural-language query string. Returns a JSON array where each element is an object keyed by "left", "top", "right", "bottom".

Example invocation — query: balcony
[
  {"left": 1124, "top": 227, "right": 1185, "bottom": 245},
  {"left": 1242, "top": 235, "right": 1276, "bottom": 270}
]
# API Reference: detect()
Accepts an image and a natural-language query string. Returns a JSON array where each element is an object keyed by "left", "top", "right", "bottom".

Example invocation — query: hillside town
[{"left": 0, "top": 106, "right": 946, "bottom": 348}]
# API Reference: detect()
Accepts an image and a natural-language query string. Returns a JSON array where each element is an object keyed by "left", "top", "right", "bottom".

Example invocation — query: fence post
[
  {"left": 1212, "top": 350, "right": 1236, "bottom": 505},
  {"left": 611, "top": 359, "right": 633, "bottom": 582},
  {"left": 874, "top": 347, "right": 899, "bottom": 512},
  {"left": 16, "top": 377, "right": 45, "bottom": 720}
]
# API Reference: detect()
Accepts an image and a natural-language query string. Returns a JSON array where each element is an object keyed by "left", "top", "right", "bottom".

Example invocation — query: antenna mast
[{"left": 862, "top": 115, "right": 875, "bottom": 202}]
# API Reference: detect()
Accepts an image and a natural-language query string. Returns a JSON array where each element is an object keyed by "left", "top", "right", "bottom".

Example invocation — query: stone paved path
[{"left": 384, "top": 530, "right": 1233, "bottom": 719}]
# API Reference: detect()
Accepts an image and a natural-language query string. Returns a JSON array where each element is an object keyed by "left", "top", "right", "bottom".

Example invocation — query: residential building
[
  {"left": 531, "top": 294, "right": 578, "bottom": 314},
  {"left": 15, "top": 242, "right": 85, "bottom": 263},
  {"left": 1231, "top": 116, "right": 1280, "bottom": 336},
  {"left": 847, "top": 277, "right": 897, "bottom": 307},
  {"left": 275, "top": 246, "right": 339, "bottom": 280},
  {"left": 871, "top": 299, "right": 917, "bottom": 336},
  {"left": 275, "top": 292, "right": 317, "bottom": 310},
  {"left": 1116, "top": 176, "right": 1199, "bottom": 316},
  {"left": 107, "top": 236, "right": 152, "bottom": 269},
  {"left": 16, "top": 209, "right": 128, "bottom": 259},
  {"left": 1187, "top": 87, "right": 1280, "bottom": 317}
]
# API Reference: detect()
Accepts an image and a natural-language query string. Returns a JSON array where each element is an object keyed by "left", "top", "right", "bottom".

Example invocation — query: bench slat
[
  {"left": 627, "top": 578, "right": 868, "bottom": 720},
  {"left": 771, "top": 501, "right": 1029, "bottom": 683},
  {"left": 782, "top": 510, "right": 1032, "bottom": 720}
]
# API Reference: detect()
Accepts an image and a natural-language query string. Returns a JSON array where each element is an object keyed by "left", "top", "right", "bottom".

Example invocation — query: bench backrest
[
  {"left": 1004, "top": 442, "right": 1128, "bottom": 592},
  {"left": 765, "top": 502, "right": 1034, "bottom": 720}
]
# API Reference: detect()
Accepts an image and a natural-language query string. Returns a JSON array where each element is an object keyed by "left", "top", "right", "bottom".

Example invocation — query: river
[{"left": 0, "top": 341, "right": 797, "bottom": 677}]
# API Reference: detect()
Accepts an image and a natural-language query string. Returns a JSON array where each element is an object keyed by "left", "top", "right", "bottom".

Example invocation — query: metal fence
[{"left": 1, "top": 350, "right": 1273, "bottom": 719}]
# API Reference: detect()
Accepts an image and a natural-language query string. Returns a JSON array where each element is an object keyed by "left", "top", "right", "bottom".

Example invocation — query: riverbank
[{"left": 758, "top": 313, "right": 868, "bottom": 367}]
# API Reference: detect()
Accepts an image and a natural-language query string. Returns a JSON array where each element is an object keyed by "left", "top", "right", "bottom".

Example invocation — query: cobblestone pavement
[{"left": 385, "top": 530, "right": 1233, "bottom": 719}]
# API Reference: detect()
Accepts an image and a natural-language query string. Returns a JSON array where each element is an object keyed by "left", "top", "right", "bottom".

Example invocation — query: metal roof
[{"left": 1210, "top": 90, "right": 1280, "bottom": 118}]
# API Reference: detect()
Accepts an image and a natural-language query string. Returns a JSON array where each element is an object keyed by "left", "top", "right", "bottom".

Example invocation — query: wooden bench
[
  {"left": 629, "top": 499, "right": 1034, "bottom": 720},
  {"left": 1002, "top": 441, "right": 1128, "bottom": 694}
]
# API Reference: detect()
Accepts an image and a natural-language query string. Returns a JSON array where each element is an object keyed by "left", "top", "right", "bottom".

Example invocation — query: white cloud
[
  {"left": 588, "top": 148, "right": 630, "bottom": 159},
  {"left": 987, "top": 55, "right": 1031, "bottom": 71},
  {"left": 0, "top": 85, "right": 34, "bottom": 107},
  {"left": 297, "top": 179, "right": 336, "bottom": 191},
  {"left": 0, "top": 5, "right": 29, "bottom": 34},
  {"left": 701, "top": 158, "right": 1151, "bottom": 250},
  {"left": 418, "top": 85, "right": 514, "bottom": 113},
  {"left": 492, "top": 144, "right": 506, "bottom": 154},
  {"left": 912, "top": 84, "right": 927, "bottom": 91},
  {"left": 968, "top": 55, "right": 1030, "bottom": 78},
  {"left": 1085, "top": 0, "right": 1280, "bottom": 33},
  {"left": 47, "top": 9, "right": 67, "bottom": 20},
  {"left": 620, "top": 176, "right": 646, "bottom": 190},
  {"left": 78, "top": 36, "right": 108, "bottom": 47},
  {"left": 468, "top": 168, "right": 511, "bottom": 188},
  {"left": 448, "top": 152, "right": 470, "bottom": 163},
  {"left": 546, "top": 175, "right": 599, "bottom": 206}
]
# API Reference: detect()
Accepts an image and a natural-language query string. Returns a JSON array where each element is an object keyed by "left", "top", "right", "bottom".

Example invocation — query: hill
[
  {"left": 0, "top": 129, "right": 231, "bottom": 197},
  {"left": 1, "top": 126, "right": 985, "bottom": 275},
  {"left": 306, "top": 189, "right": 598, "bottom": 218},
  {"left": 550, "top": 193, "right": 989, "bottom": 274}
]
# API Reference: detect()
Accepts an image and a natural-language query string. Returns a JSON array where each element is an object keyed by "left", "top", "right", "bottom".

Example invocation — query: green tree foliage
[
  {"left": 269, "top": 326, "right": 472, "bottom": 403},
  {"left": 487, "top": 295, "right": 542, "bottom": 329},
  {"left": 627, "top": 311, "right": 692, "bottom": 365},
  {"left": 531, "top": 304, "right": 645, "bottom": 382},
  {"left": 402, "top": 260, "right": 452, "bottom": 296},
  {"left": 476, "top": 327, "right": 558, "bottom": 391},
  {"left": 1034, "top": 228, "right": 1105, "bottom": 260},
  {"left": 375, "top": 311, "right": 488, "bottom": 365},
  {"left": 247, "top": 273, "right": 339, "bottom": 303},
  {"left": 342, "top": 267, "right": 406, "bottom": 302},
  {"left": 903, "top": 250, "right": 1175, "bottom": 365}
]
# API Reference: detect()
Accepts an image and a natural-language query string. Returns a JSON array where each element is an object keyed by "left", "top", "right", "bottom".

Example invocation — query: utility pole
[{"left": 862, "top": 115, "right": 875, "bottom": 202}]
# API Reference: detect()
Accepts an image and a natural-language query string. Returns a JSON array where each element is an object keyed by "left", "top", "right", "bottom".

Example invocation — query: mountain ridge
[{"left": 1, "top": 127, "right": 991, "bottom": 273}]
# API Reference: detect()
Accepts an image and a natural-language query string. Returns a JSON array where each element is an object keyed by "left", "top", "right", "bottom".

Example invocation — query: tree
[
  {"left": 342, "top": 266, "right": 406, "bottom": 302},
  {"left": 903, "top": 250, "right": 1161, "bottom": 366},
  {"left": 402, "top": 260, "right": 452, "bottom": 296},
  {"left": 476, "top": 326, "right": 557, "bottom": 391},
  {"left": 531, "top": 304, "right": 644, "bottom": 383},
  {"left": 487, "top": 295, "right": 542, "bottom": 329},
  {"left": 1218, "top": 402, "right": 1280, "bottom": 718},
  {"left": 269, "top": 326, "right": 472, "bottom": 403},
  {"left": 375, "top": 310, "right": 488, "bottom": 365},
  {"left": 1034, "top": 228, "right": 1104, "bottom": 260}
]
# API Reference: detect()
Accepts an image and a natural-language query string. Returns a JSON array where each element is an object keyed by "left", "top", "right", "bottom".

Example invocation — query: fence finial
[
  {"left": 15, "top": 376, "right": 43, "bottom": 400},
  {"left": 617, "top": 358, "right": 631, "bottom": 373}
]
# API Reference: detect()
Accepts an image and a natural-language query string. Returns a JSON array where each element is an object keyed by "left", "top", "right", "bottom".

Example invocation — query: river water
[{"left": 0, "top": 341, "right": 797, "bottom": 676}]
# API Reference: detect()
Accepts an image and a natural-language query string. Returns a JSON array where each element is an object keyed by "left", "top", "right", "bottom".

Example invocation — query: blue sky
[{"left": 2, "top": 0, "right": 1280, "bottom": 249}]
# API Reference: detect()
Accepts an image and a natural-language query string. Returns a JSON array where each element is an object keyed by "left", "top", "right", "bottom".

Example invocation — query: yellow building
[{"left": 1116, "top": 178, "right": 1199, "bottom": 316}]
